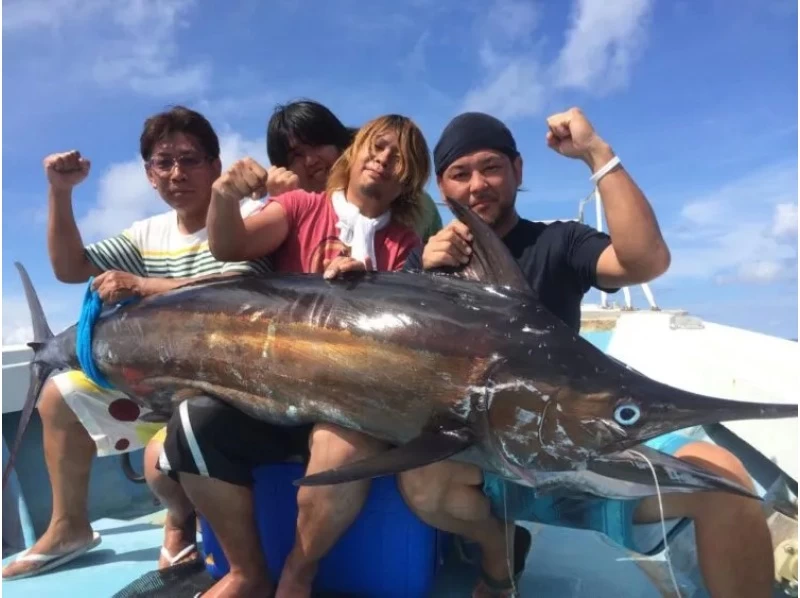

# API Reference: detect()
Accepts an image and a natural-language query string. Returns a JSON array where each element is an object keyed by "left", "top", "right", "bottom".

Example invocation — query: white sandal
[
  {"left": 159, "top": 543, "right": 198, "bottom": 567},
  {"left": 3, "top": 531, "right": 102, "bottom": 581}
]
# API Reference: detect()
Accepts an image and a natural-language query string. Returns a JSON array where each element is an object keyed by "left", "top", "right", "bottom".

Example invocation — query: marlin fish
[{"left": 4, "top": 199, "right": 796, "bottom": 501}]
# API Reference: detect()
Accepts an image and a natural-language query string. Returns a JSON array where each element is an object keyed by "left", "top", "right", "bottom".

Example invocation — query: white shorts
[{"left": 52, "top": 370, "right": 167, "bottom": 456}]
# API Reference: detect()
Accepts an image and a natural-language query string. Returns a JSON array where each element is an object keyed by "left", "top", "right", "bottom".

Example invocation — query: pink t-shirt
[{"left": 270, "top": 190, "right": 421, "bottom": 274}]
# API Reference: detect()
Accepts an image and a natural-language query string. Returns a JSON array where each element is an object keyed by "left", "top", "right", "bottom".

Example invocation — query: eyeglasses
[{"left": 147, "top": 154, "right": 208, "bottom": 174}]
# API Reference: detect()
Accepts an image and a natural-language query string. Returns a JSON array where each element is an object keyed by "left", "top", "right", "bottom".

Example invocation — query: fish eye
[{"left": 613, "top": 404, "right": 641, "bottom": 426}]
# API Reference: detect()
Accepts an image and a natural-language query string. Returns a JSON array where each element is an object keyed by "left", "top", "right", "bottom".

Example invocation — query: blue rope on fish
[{"left": 76, "top": 277, "right": 137, "bottom": 390}]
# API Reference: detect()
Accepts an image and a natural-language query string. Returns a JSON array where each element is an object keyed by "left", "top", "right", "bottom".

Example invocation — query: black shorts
[{"left": 159, "top": 395, "right": 313, "bottom": 487}]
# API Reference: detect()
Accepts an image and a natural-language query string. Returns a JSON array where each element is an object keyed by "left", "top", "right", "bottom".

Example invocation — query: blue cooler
[{"left": 200, "top": 462, "right": 445, "bottom": 597}]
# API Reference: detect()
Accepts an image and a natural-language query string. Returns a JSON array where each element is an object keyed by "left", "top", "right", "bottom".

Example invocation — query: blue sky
[{"left": 2, "top": 0, "right": 798, "bottom": 342}]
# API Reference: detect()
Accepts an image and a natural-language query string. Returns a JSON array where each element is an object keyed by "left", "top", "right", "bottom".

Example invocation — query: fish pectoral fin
[
  {"left": 596, "top": 445, "right": 761, "bottom": 500},
  {"left": 293, "top": 422, "right": 475, "bottom": 487}
]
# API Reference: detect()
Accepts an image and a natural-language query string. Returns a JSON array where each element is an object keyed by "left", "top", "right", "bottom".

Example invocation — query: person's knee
[
  {"left": 309, "top": 423, "right": 385, "bottom": 464},
  {"left": 644, "top": 442, "right": 761, "bottom": 522},
  {"left": 399, "top": 468, "right": 444, "bottom": 515},
  {"left": 399, "top": 462, "right": 481, "bottom": 516},
  {"left": 143, "top": 436, "right": 166, "bottom": 485},
  {"left": 675, "top": 441, "right": 755, "bottom": 493},
  {"left": 37, "top": 379, "right": 73, "bottom": 423}
]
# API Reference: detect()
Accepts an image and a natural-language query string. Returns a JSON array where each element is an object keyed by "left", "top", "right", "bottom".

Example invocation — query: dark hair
[
  {"left": 140, "top": 105, "right": 220, "bottom": 162},
  {"left": 266, "top": 99, "right": 353, "bottom": 166}
]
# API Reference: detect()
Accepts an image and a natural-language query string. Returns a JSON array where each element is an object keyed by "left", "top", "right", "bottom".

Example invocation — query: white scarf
[{"left": 331, "top": 190, "right": 391, "bottom": 270}]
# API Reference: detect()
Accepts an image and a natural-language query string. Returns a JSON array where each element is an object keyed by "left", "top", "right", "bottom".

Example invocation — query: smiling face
[
  {"left": 145, "top": 132, "right": 221, "bottom": 215},
  {"left": 286, "top": 139, "right": 341, "bottom": 193},
  {"left": 438, "top": 149, "right": 522, "bottom": 234}
]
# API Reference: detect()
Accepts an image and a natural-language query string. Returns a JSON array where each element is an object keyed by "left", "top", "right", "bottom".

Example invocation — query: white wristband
[{"left": 590, "top": 155, "right": 621, "bottom": 185}]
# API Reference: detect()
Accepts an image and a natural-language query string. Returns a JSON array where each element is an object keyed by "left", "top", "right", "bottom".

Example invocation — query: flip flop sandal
[
  {"left": 3, "top": 531, "right": 102, "bottom": 581},
  {"left": 160, "top": 543, "right": 199, "bottom": 568}
]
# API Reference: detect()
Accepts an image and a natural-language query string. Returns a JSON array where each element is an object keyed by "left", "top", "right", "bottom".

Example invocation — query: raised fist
[
  {"left": 44, "top": 151, "right": 90, "bottom": 191},
  {"left": 212, "top": 158, "right": 270, "bottom": 202},
  {"left": 266, "top": 166, "right": 300, "bottom": 197}
]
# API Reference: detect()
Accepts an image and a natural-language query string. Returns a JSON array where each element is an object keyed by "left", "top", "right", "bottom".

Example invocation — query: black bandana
[{"left": 433, "top": 112, "right": 519, "bottom": 175}]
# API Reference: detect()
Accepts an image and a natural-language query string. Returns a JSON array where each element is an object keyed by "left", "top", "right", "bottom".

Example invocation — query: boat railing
[{"left": 578, "top": 188, "right": 659, "bottom": 311}]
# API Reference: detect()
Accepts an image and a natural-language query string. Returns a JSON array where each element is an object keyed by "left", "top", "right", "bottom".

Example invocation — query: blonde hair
[{"left": 326, "top": 114, "right": 431, "bottom": 230}]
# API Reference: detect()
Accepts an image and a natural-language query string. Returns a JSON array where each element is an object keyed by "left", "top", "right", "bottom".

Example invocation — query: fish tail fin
[{"left": 2, "top": 263, "right": 57, "bottom": 489}]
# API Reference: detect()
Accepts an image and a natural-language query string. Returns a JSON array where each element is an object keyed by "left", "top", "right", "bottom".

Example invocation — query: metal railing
[{"left": 578, "top": 188, "right": 659, "bottom": 311}]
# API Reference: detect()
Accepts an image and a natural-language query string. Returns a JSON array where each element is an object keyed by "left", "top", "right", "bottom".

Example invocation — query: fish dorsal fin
[{"left": 444, "top": 198, "right": 534, "bottom": 296}]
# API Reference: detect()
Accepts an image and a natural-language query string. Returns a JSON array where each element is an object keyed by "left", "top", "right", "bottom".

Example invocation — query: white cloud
[
  {"left": 2, "top": 293, "right": 75, "bottom": 346},
  {"left": 553, "top": 0, "right": 654, "bottom": 93},
  {"left": 458, "top": 0, "right": 545, "bottom": 118},
  {"left": 2, "top": 0, "right": 107, "bottom": 32},
  {"left": 4, "top": 0, "right": 208, "bottom": 98},
  {"left": 664, "top": 161, "right": 798, "bottom": 284},
  {"left": 460, "top": 0, "right": 653, "bottom": 120},
  {"left": 78, "top": 160, "right": 162, "bottom": 241},
  {"left": 218, "top": 132, "right": 268, "bottom": 168},
  {"left": 462, "top": 59, "right": 546, "bottom": 120},
  {"left": 680, "top": 199, "right": 725, "bottom": 226},
  {"left": 77, "top": 132, "right": 263, "bottom": 241},
  {"left": 734, "top": 260, "right": 783, "bottom": 283},
  {"left": 484, "top": 0, "right": 539, "bottom": 46},
  {"left": 773, "top": 202, "right": 798, "bottom": 237}
]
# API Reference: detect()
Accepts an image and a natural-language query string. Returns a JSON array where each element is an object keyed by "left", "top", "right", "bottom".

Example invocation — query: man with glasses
[{"left": 2, "top": 106, "right": 270, "bottom": 581}]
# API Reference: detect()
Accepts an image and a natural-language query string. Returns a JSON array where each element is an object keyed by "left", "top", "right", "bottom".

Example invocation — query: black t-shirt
[{"left": 404, "top": 218, "right": 617, "bottom": 332}]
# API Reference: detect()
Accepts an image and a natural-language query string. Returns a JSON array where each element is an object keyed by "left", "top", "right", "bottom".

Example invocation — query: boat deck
[{"left": 2, "top": 510, "right": 674, "bottom": 597}]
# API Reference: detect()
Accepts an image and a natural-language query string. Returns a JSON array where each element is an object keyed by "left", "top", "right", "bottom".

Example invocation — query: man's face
[
  {"left": 145, "top": 133, "right": 221, "bottom": 213},
  {"left": 349, "top": 129, "right": 404, "bottom": 211},
  {"left": 286, "top": 140, "right": 341, "bottom": 193},
  {"left": 438, "top": 150, "right": 522, "bottom": 228}
]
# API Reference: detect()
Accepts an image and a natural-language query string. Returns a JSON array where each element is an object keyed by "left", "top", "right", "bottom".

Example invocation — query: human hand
[
  {"left": 421, "top": 220, "right": 473, "bottom": 269},
  {"left": 323, "top": 256, "right": 373, "bottom": 280},
  {"left": 212, "top": 158, "right": 270, "bottom": 202},
  {"left": 44, "top": 151, "right": 91, "bottom": 192},
  {"left": 91, "top": 271, "right": 146, "bottom": 303},
  {"left": 266, "top": 166, "right": 300, "bottom": 197}
]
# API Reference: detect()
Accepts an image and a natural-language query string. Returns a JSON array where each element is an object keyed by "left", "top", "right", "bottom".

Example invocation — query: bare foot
[
  {"left": 201, "top": 570, "right": 273, "bottom": 598},
  {"left": 274, "top": 556, "right": 316, "bottom": 598},
  {"left": 2, "top": 519, "right": 96, "bottom": 579},
  {"left": 158, "top": 512, "right": 199, "bottom": 569}
]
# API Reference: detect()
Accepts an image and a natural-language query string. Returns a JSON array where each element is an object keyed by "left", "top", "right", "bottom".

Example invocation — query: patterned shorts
[{"left": 52, "top": 370, "right": 166, "bottom": 456}]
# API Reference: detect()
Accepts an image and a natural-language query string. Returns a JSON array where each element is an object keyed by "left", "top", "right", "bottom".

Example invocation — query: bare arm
[
  {"left": 545, "top": 108, "right": 671, "bottom": 288},
  {"left": 44, "top": 152, "right": 101, "bottom": 283},
  {"left": 587, "top": 143, "right": 671, "bottom": 288},
  {"left": 92, "top": 270, "right": 244, "bottom": 304},
  {"left": 207, "top": 158, "right": 291, "bottom": 261}
]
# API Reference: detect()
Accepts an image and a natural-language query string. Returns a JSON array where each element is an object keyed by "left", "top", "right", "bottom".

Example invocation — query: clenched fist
[
  {"left": 266, "top": 166, "right": 300, "bottom": 197},
  {"left": 44, "top": 151, "right": 91, "bottom": 191},
  {"left": 212, "top": 158, "right": 270, "bottom": 202},
  {"left": 545, "top": 107, "right": 610, "bottom": 164}
]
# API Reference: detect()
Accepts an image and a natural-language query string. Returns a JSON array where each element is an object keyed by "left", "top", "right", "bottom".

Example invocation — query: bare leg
[
  {"left": 399, "top": 462, "right": 519, "bottom": 598},
  {"left": 635, "top": 441, "right": 773, "bottom": 598},
  {"left": 275, "top": 424, "right": 387, "bottom": 598},
  {"left": 143, "top": 436, "right": 198, "bottom": 568},
  {"left": 2, "top": 380, "right": 96, "bottom": 578},
  {"left": 180, "top": 473, "right": 273, "bottom": 598}
]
